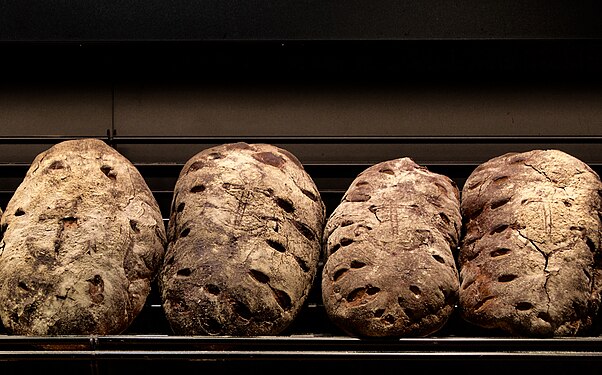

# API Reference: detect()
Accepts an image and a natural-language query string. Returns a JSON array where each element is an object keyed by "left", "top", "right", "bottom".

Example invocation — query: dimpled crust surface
[
  {"left": 159, "top": 142, "right": 325, "bottom": 336},
  {"left": 321, "top": 158, "right": 461, "bottom": 337},
  {"left": 0, "top": 139, "right": 166, "bottom": 335},
  {"left": 459, "top": 149, "right": 602, "bottom": 337}
]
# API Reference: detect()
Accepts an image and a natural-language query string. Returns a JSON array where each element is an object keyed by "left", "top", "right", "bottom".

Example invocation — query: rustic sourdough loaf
[
  {"left": 160, "top": 142, "right": 325, "bottom": 336},
  {"left": 459, "top": 149, "right": 602, "bottom": 337},
  {"left": 0, "top": 139, "right": 166, "bottom": 335},
  {"left": 321, "top": 157, "right": 461, "bottom": 337}
]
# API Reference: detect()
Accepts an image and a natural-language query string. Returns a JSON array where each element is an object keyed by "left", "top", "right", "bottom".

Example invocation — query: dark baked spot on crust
[
  {"left": 379, "top": 167, "right": 395, "bottom": 175},
  {"left": 18, "top": 281, "right": 30, "bottom": 291},
  {"left": 490, "top": 248, "right": 512, "bottom": 257},
  {"left": 204, "top": 318, "right": 222, "bottom": 335},
  {"left": 129, "top": 219, "right": 140, "bottom": 233},
  {"left": 224, "top": 142, "right": 254, "bottom": 151},
  {"left": 474, "top": 296, "right": 495, "bottom": 311},
  {"left": 333, "top": 268, "right": 348, "bottom": 281},
  {"left": 207, "top": 152, "right": 224, "bottom": 160},
  {"left": 409, "top": 285, "right": 421, "bottom": 296},
  {"left": 293, "top": 220, "right": 316, "bottom": 241},
  {"left": 498, "top": 274, "right": 518, "bottom": 282},
  {"left": 340, "top": 220, "right": 354, "bottom": 227},
  {"left": 233, "top": 299, "right": 252, "bottom": 320},
  {"left": 185, "top": 161, "right": 205, "bottom": 174},
  {"left": 87, "top": 274, "right": 105, "bottom": 303},
  {"left": 250, "top": 269, "right": 270, "bottom": 283},
  {"left": 402, "top": 306, "right": 415, "bottom": 320},
  {"left": 275, "top": 197, "right": 295, "bottom": 213},
  {"left": 345, "top": 192, "right": 371, "bottom": 202},
  {"left": 516, "top": 302, "right": 534, "bottom": 311},
  {"left": 300, "top": 188, "right": 318, "bottom": 202},
  {"left": 584, "top": 268, "right": 592, "bottom": 283},
  {"left": 537, "top": 311, "right": 552, "bottom": 323},
  {"left": 346, "top": 286, "right": 380, "bottom": 304},
  {"left": 330, "top": 243, "right": 341, "bottom": 254},
  {"left": 293, "top": 255, "right": 310, "bottom": 272},
  {"left": 100, "top": 165, "right": 117, "bottom": 180},
  {"left": 48, "top": 160, "right": 65, "bottom": 170},
  {"left": 465, "top": 179, "right": 483, "bottom": 190},
  {"left": 61, "top": 216, "right": 78, "bottom": 229},
  {"left": 253, "top": 151, "right": 286, "bottom": 168},
  {"left": 190, "top": 184, "right": 206, "bottom": 193},
  {"left": 586, "top": 237, "right": 596, "bottom": 252},
  {"left": 510, "top": 156, "right": 528, "bottom": 164},
  {"left": 490, "top": 223, "right": 510, "bottom": 235},
  {"left": 490, "top": 197, "right": 511, "bottom": 210},
  {"left": 272, "top": 288, "right": 292, "bottom": 310},
  {"left": 350, "top": 260, "right": 365, "bottom": 268},
  {"left": 266, "top": 239, "right": 286, "bottom": 253},
  {"left": 176, "top": 268, "right": 192, "bottom": 277},
  {"left": 439, "top": 212, "right": 450, "bottom": 224},
  {"left": 205, "top": 284, "right": 220, "bottom": 295},
  {"left": 340, "top": 237, "right": 354, "bottom": 247}
]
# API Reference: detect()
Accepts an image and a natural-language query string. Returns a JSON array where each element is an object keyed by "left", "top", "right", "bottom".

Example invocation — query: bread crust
[
  {"left": 160, "top": 142, "right": 325, "bottom": 336},
  {"left": 0, "top": 139, "right": 166, "bottom": 335},
  {"left": 459, "top": 149, "right": 602, "bottom": 337},
  {"left": 321, "top": 158, "right": 461, "bottom": 337}
]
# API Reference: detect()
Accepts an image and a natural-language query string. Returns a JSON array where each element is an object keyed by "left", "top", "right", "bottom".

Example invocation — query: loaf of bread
[
  {"left": 321, "top": 158, "right": 461, "bottom": 337},
  {"left": 459, "top": 149, "right": 602, "bottom": 337},
  {"left": 159, "top": 142, "right": 325, "bottom": 336},
  {"left": 0, "top": 139, "right": 166, "bottom": 335}
]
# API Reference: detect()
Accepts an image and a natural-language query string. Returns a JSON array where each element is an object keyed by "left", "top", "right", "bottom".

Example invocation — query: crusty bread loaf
[
  {"left": 0, "top": 139, "right": 166, "bottom": 335},
  {"left": 459, "top": 149, "right": 602, "bottom": 337},
  {"left": 159, "top": 142, "right": 325, "bottom": 336},
  {"left": 321, "top": 158, "right": 461, "bottom": 337}
]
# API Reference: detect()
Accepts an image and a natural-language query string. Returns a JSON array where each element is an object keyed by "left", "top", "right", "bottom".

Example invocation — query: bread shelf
[
  {"left": 1, "top": 1, "right": 602, "bottom": 366},
  {"left": 0, "top": 135, "right": 601, "bottom": 374}
]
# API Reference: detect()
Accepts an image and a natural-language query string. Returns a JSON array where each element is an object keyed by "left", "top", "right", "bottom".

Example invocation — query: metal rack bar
[{"left": 0, "top": 135, "right": 601, "bottom": 145}]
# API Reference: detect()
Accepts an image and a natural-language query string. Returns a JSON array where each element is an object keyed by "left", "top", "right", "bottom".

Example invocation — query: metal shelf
[{"left": 0, "top": 135, "right": 602, "bottom": 373}]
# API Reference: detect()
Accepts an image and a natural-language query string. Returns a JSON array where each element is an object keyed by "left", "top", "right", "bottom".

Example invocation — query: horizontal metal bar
[
  {"left": 111, "top": 136, "right": 602, "bottom": 145},
  {"left": 0, "top": 136, "right": 109, "bottom": 144},
  {"left": 1, "top": 350, "right": 601, "bottom": 361},
  {"left": 0, "top": 136, "right": 601, "bottom": 145},
  {"left": 1, "top": 336, "right": 602, "bottom": 361}
]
